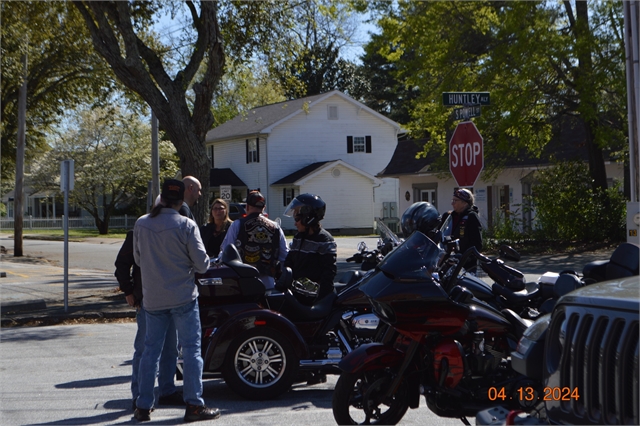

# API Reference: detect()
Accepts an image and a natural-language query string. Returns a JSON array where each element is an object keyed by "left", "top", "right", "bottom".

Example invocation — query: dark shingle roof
[
  {"left": 209, "top": 168, "right": 247, "bottom": 187},
  {"left": 272, "top": 161, "right": 337, "bottom": 185}
]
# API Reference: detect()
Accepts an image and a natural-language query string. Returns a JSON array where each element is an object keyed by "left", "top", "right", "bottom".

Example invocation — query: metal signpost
[{"left": 60, "top": 160, "right": 74, "bottom": 312}]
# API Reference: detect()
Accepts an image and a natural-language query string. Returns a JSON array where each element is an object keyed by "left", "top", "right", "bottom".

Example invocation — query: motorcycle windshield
[{"left": 376, "top": 231, "right": 443, "bottom": 279}]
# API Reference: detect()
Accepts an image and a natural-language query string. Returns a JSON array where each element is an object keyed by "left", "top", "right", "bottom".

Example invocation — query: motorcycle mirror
[
  {"left": 499, "top": 245, "right": 521, "bottom": 262},
  {"left": 357, "top": 241, "right": 368, "bottom": 252}
]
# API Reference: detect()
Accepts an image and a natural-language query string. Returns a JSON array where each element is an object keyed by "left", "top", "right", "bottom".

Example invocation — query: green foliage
[
  {"left": 483, "top": 205, "right": 529, "bottom": 245},
  {"left": 361, "top": 1, "right": 627, "bottom": 186},
  {"left": 0, "top": 203, "right": 6, "bottom": 217},
  {"left": 30, "top": 105, "right": 180, "bottom": 234},
  {"left": 1, "top": 1, "right": 117, "bottom": 183},
  {"left": 531, "top": 162, "right": 626, "bottom": 242}
]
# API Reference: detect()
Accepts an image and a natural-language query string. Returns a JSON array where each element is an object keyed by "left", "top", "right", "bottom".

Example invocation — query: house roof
[
  {"left": 209, "top": 168, "right": 247, "bottom": 187},
  {"left": 206, "top": 90, "right": 403, "bottom": 143},
  {"left": 377, "top": 139, "right": 434, "bottom": 177},
  {"left": 272, "top": 160, "right": 383, "bottom": 186},
  {"left": 379, "top": 117, "right": 619, "bottom": 178}
]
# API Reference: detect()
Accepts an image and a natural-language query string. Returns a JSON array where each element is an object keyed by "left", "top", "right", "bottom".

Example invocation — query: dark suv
[{"left": 228, "top": 203, "right": 247, "bottom": 221}]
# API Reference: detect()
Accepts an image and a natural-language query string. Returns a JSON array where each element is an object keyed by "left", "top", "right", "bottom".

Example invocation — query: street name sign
[
  {"left": 452, "top": 105, "right": 482, "bottom": 121},
  {"left": 449, "top": 121, "right": 484, "bottom": 187},
  {"left": 442, "top": 92, "right": 490, "bottom": 106}
]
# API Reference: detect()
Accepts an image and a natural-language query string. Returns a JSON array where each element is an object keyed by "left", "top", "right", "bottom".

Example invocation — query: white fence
[{"left": 0, "top": 215, "right": 136, "bottom": 230}]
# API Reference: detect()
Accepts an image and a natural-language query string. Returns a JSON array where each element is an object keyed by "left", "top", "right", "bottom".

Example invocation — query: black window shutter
[
  {"left": 366, "top": 136, "right": 372, "bottom": 153},
  {"left": 245, "top": 139, "right": 249, "bottom": 163},
  {"left": 256, "top": 137, "right": 260, "bottom": 163},
  {"left": 347, "top": 136, "right": 353, "bottom": 153},
  {"left": 283, "top": 188, "right": 287, "bottom": 206}
]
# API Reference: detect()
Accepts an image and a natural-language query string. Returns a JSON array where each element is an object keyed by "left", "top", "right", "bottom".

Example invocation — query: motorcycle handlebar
[{"left": 443, "top": 247, "right": 492, "bottom": 291}]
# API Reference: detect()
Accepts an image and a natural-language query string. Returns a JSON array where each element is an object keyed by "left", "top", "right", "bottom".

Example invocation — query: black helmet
[
  {"left": 284, "top": 193, "right": 326, "bottom": 227},
  {"left": 401, "top": 202, "right": 441, "bottom": 239}
]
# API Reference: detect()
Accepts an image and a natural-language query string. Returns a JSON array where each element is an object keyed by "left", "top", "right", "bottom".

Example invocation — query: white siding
[
  {"left": 277, "top": 165, "right": 374, "bottom": 231},
  {"left": 208, "top": 92, "right": 400, "bottom": 231}
]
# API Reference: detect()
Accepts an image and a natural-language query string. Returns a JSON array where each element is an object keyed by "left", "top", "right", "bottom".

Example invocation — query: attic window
[{"left": 328, "top": 105, "right": 338, "bottom": 120}]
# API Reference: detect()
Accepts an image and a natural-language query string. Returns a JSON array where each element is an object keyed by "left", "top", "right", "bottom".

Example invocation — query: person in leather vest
[
  {"left": 220, "top": 191, "right": 288, "bottom": 289},
  {"left": 440, "top": 188, "right": 483, "bottom": 273},
  {"left": 284, "top": 193, "right": 337, "bottom": 301}
]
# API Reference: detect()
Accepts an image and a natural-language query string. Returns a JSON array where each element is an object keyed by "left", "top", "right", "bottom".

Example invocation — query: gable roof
[
  {"left": 206, "top": 90, "right": 402, "bottom": 143},
  {"left": 209, "top": 168, "right": 246, "bottom": 187},
  {"left": 377, "top": 139, "right": 434, "bottom": 177},
  {"left": 272, "top": 160, "right": 383, "bottom": 186}
]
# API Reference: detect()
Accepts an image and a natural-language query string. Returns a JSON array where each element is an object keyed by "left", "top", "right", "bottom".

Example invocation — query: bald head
[{"left": 183, "top": 176, "right": 202, "bottom": 207}]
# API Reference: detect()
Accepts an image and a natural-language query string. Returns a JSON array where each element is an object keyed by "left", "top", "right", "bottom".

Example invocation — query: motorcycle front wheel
[
  {"left": 332, "top": 371, "right": 409, "bottom": 425},
  {"left": 222, "top": 328, "right": 298, "bottom": 400}
]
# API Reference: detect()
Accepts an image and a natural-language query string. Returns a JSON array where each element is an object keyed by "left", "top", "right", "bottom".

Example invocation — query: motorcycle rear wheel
[
  {"left": 332, "top": 371, "right": 409, "bottom": 425},
  {"left": 222, "top": 328, "right": 298, "bottom": 400}
]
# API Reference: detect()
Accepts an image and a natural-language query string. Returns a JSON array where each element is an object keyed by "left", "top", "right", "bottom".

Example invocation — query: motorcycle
[
  {"left": 331, "top": 231, "right": 540, "bottom": 425},
  {"left": 187, "top": 243, "right": 381, "bottom": 400},
  {"left": 346, "top": 219, "right": 403, "bottom": 271}
]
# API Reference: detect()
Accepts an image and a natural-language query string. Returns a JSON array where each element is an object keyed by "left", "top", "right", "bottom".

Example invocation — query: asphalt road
[{"left": 0, "top": 322, "right": 461, "bottom": 426}]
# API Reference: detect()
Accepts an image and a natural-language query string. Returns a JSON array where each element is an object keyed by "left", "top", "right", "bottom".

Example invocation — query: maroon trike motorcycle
[{"left": 181, "top": 244, "right": 382, "bottom": 400}]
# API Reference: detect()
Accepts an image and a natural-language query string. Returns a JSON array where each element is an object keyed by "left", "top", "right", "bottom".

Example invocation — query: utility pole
[{"left": 14, "top": 51, "right": 27, "bottom": 257}]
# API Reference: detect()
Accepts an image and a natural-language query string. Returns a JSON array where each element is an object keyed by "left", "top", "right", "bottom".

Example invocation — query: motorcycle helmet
[
  {"left": 400, "top": 202, "right": 441, "bottom": 240},
  {"left": 284, "top": 193, "right": 326, "bottom": 227}
]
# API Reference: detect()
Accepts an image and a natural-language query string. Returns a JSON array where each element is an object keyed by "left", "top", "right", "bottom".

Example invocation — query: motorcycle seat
[
  {"left": 220, "top": 244, "right": 260, "bottom": 278},
  {"left": 280, "top": 291, "right": 338, "bottom": 322},
  {"left": 491, "top": 283, "right": 539, "bottom": 306}
]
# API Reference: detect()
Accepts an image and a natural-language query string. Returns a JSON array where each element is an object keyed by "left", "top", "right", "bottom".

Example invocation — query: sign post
[
  {"left": 449, "top": 122, "right": 484, "bottom": 187},
  {"left": 60, "top": 160, "right": 74, "bottom": 313}
]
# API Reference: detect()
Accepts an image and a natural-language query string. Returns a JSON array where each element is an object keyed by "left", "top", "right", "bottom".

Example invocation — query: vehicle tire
[
  {"left": 332, "top": 371, "right": 409, "bottom": 425},
  {"left": 221, "top": 327, "right": 298, "bottom": 400}
]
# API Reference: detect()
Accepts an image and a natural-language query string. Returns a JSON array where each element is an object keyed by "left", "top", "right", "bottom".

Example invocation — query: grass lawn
[{"left": 0, "top": 228, "right": 130, "bottom": 239}]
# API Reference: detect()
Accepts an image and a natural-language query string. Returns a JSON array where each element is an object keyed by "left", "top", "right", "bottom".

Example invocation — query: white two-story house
[{"left": 205, "top": 90, "right": 403, "bottom": 233}]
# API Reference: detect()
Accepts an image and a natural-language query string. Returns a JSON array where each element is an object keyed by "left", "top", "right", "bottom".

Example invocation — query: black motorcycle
[{"left": 186, "top": 244, "right": 381, "bottom": 400}]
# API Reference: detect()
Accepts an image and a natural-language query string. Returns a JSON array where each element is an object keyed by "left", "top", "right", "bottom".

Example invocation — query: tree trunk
[
  {"left": 74, "top": 1, "right": 224, "bottom": 226},
  {"left": 571, "top": 0, "right": 609, "bottom": 191}
]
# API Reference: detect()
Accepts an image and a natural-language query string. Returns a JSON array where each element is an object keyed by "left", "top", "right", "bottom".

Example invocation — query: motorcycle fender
[
  {"left": 337, "top": 343, "right": 405, "bottom": 374},
  {"left": 203, "top": 309, "right": 308, "bottom": 371}
]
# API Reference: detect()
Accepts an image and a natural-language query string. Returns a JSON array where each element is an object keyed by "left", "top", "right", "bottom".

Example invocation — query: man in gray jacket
[{"left": 133, "top": 179, "right": 220, "bottom": 423}]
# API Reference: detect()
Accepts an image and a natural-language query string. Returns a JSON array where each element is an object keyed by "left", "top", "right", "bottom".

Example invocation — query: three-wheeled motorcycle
[{"left": 181, "top": 244, "right": 381, "bottom": 400}]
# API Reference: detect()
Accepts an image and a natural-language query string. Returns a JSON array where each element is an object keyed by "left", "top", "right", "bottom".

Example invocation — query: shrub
[{"left": 530, "top": 161, "right": 626, "bottom": 242}]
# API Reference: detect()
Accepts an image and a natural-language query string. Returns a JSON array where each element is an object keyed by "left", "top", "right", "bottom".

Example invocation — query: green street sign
[{"left": 443, "top": 92, "right": 490, "bottom": 106}]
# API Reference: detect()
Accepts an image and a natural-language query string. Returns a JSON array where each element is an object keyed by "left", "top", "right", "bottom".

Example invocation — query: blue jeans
[
  {"left": 137, "top": 299, "right": 204, "bottom": 409},
  {"left": 131, "top": 305, "right": 178, "bottom": 401}
]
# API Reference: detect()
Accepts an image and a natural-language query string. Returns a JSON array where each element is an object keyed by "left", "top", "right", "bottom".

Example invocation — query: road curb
[
  {"left": 0, "top": 299, "right": 47, "bottom": 314},
  {"left": 1, "top": 309, "right": 135, "bottom": 327}
]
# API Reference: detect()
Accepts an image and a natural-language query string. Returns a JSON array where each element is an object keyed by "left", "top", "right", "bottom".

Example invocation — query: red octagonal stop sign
[{"left": 449, "top": 121, "right": 484, "bottom": 187}]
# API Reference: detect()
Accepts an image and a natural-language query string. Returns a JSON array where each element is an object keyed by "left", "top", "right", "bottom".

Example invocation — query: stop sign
[{"left": 449, "top": 121, "right": 484, "bottom": 187}]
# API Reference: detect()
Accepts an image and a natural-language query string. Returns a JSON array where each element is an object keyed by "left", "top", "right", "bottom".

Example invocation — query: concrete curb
[{"left": 1, "top": 309, "right": 135, "bottom": 327}]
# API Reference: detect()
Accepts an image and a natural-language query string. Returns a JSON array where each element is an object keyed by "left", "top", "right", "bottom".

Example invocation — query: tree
[
  {"left": 73, "top": 1, "right": 299, "bottom": 224},
  {"left": 266, "top": 0, "right": 366, "bottom": 98},
  {"left": 73, "top": 1, "right": 224, "bottom": 224},
  {"left": 30, "top": 106, "right": 180, "bottom": 234},
  {"left": 363, "top": 1, "right": 627, "bottom": 188},
  {"left": 1, "top": 1, "right": 115, "bottom": 183}
]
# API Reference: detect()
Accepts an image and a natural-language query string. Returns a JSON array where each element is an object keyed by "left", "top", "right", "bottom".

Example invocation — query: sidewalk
[{"left": 0, "top": 237, "right": 617, "bottom": 327}]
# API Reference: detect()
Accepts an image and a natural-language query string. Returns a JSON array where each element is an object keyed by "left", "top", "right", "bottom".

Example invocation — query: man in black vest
[
  {"left": 220, "top": 191, "right": 288, "bottom": 289},
  {"left": 441, "top": 188, "right": 483, "bottom": 272}
]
